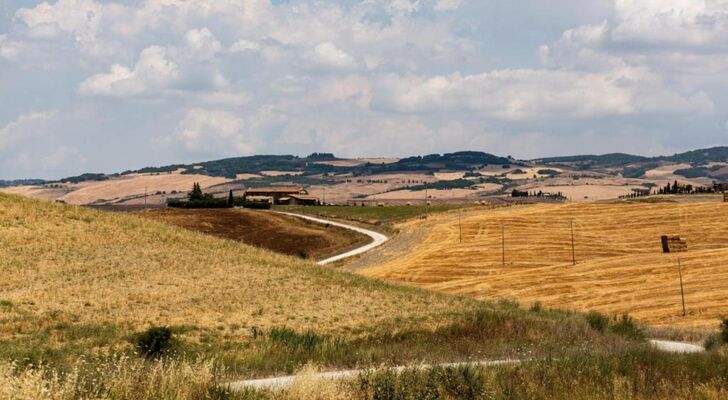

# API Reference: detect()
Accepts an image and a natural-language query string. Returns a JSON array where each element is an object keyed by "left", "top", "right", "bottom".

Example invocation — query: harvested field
[
  {"left": 1, "top": 193, "right": 640, "bottom": 383},
  {"left": 0, "top": 194, "right": 477, "bottom": 362},
  {"left": 135, "top": 208, "right": 370, "bottom": 260},
  {"left": 362, "top": 202, "right": 728, "bottom": 328},
  {"left": 519, "top": 184, "right": 647, "bottom": 202},
  {"left": 366, "top": 184, "right": 502, "bottom": 201}
]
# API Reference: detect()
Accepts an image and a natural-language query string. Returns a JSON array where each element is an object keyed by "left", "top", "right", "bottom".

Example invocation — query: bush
[
  {"left": 610, "top": 314, "right": 644, "bottom": 341},
  {"left": 355, "top": 366, "right": 489, "bottom": 400},
  {"left": 721, "top": 318, "right": 728, "bottom": 344},
  {"left": 529, "top": 302, "right": 542, "bottom": 312},
  {"left": 705, "top": 333, "right": 722, "bottom": 351},
  {"left": 586, "top": 310, "right": 609, "bottom": 333},
  {"left": 136, "top": 326, "right": 174, "bottom": 359}
]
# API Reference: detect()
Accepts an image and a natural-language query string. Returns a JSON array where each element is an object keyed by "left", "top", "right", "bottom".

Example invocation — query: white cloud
[
  {"left": 229, "top": 39, "right": 261, "bottom": 53},
  {"left": 0, "top": 110, "right": 58, "bottom": 149},
  {"left": 172, "top": 108, "right": 257, "bottom": 155},
  {"left": 184, "top": 28, "right": 222, "bottom": 60},
  {"left": 3, "top": 0, "right": 728, "bottom": 179},
  {"left": 374, "top": 67, "right": 713, "bottom": 120},
  {"left": 434, "top": 0, "right": 463, "bottom": 11},
  {"left": 310, "top": 42, "right": 357, "bottom": 69},
  {"left": 14, "top": 0, "right": 104, "bottom": 51},
  {"left": 79, "top": 46, "right": 179, "bottom": 96},
  {"left": 0, "top": 35, "right": 22, "bottom": 61},
  {"left": 612, "top": 0, "right": 728, "bottom": 47}
]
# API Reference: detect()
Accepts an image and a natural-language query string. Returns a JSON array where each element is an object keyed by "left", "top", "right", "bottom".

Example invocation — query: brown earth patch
[{"left": 135, "top": 208, "right": 371, "bottom": 261}]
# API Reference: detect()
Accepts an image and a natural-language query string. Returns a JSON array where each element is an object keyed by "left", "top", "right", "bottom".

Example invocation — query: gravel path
[
  {"left": 649, "top": 339, "right": 705, "bottom": 353},
  {"left": 228, "top": 340, "right": 705, "bottom": 391},
  {"left": 274, "top": 211, "right": 389, "bottom": 265},
  {"left": 227, "top": 359, "right": 522, "bottom": 391}
]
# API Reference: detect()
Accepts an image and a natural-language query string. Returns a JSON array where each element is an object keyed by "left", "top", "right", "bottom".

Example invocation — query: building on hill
[{"left": 243, "top": 187, "right": 317, "bottom": 205}]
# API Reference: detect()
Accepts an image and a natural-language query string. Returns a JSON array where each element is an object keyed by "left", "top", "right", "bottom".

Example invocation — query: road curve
[
  {"left": 227, "top": 339, "right": 705, "bottom": 391},
  {"left": 649, "top": 339, "right": 705, "bottom": 353},
  {"left": 274, "top": 211, "right": 389, "bottom": 265},
  {"left": 227, "top": 359, "right": 522, "bottom": 391}
]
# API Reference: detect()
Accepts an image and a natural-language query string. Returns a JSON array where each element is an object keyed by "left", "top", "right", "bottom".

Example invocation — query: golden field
[
  {"left": 0, "top": 193, "right": 468, "bottom": 343},
  {"left": 362, "top": 202, "right": 728, "bottom": 328}
]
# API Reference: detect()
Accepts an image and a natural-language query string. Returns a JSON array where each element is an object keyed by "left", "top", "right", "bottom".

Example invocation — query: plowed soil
[{"left": 136, "top": 208, "right": 371, "bottom": 261}]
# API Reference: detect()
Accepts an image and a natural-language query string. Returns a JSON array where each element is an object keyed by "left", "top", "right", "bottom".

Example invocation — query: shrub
[
  {"left": 136, "top": 326, "right": 174, "bottom": 359},
  {"left": 610, "top": 314, "right": 644, "bottom": 340},
  {"left": 529, "top": 302, "right": 542, "bottom": 312},
  {"left": 721, "top": 318, "right": 728, "bottom": 344},
  {"left": 354, "top": 366, "right": 489, "bottom": 400},
  {"left": 704, "top": 333, "right": 722, "bottom": 351},
  {"left": 585, "top": 310, "right": 609, "bottom": 333}
]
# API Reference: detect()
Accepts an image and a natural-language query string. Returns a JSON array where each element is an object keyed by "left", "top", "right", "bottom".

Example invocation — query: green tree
[
  {"left": 188, "top": 182, "right": 203, "bottom": 201},
  {"left": 227, "top": 190, "right": 234, "bottom": 207}
]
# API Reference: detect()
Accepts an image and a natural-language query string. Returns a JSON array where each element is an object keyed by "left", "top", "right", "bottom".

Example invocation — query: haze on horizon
[{"left": 1, "top": 0, "right": 728, "bottom": 180}]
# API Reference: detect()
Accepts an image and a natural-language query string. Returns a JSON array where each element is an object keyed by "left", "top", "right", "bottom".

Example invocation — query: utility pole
[
  {"left": 323, "top": 187, "right": 326, "bottom": 205},
  {"left": 144, "top": 185, "right": 148, "bottom": 210},
  {"left": 570, "top": 220, "right": 576, "bottom": 266},
  {"left": 458, "top": 208, "right": 463, "bottom": 243},
  {"left": 678, "top": 258, "right": 686, "bottom": 317},
  {"left": 425, "top": 181, "right": 429, "bottom": 219}
]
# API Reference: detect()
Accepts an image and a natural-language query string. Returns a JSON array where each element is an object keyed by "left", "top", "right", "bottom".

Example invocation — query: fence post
[{"left": 570, "top": 220, "right": 576, "bottom": 266}]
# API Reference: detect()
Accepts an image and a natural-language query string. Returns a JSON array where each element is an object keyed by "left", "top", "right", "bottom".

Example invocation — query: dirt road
[
  {"left": 228, "top": 339, "right": 704, "bottom": 391},
  {"left": 274, "top": 212, "right": 388, "bottom": 265}
]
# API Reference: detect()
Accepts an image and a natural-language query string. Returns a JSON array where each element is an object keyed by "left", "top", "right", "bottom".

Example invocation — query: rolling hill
[
  {"left": 362, "top": 202, "right": 728, "bottom": 328},
  {"left": 0, "top": 193, "right": 633, "bottom": 381}
]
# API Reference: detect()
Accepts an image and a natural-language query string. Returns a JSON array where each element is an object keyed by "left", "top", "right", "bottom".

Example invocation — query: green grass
[
  {"left": 278, "top": 205, "right": 467, "bottom": 226},
  {"left": 240, "top": 349, "right": 728, "bottom": 399}
]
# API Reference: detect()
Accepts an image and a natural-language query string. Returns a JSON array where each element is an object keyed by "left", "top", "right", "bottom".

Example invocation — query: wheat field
[
  {"left": 0, "top": 193, "right": 469, "bottom": 346},
  {"left": 362, "top": 202, "right": 728, "bottom": 328}
]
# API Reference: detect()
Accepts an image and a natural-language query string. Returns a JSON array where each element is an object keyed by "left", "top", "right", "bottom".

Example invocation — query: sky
[{"left": 1, "top": 0, "right": 728, "bottom": 179}]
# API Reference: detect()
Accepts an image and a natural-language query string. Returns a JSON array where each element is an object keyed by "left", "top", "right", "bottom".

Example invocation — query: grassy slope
[
  {"left": 0, "top": 194, "right": 472, "bottom": 367},
  {"left": 0, "top": 194, "right": 638, "bottom": 379},
  {"left": 364, "top": 202, "right": 728, "bottom": 328},
  {"left": 1, "top": 194, "right": 728, "bottom": 398}
]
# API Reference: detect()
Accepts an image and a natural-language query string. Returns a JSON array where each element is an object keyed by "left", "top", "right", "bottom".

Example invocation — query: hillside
[
  {"left": 0, "top": 193, "right": 642, "bottom": 381},
  {"left": 0, "top": 193, "right": 461, "bottom": 341},
  {"left": 362, "top": 202, "right": 728, "bottom": 328}
]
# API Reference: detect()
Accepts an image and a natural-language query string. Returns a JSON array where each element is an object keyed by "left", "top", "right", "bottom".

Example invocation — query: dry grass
[
  {"left": 363, "top": 202, "right": 728, "bottom": 328},
  {"left": 0, "top": 193, "right": 470, "bottom": 359},
  {"left": 0, "top": 357, "right": 226, "bottom": 400}
]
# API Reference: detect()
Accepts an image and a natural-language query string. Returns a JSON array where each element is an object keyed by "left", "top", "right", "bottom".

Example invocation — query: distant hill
[
  {"left": 535, "top": 146, "right": 728, "bottom": 179},
  {"left": 0, "top": 179, "right": 47, "bottom": 188},
  {"left": 9, "top": 146, "right": 728, "bottom": 184},
  {"left": 71, "top": 151, "right": 513, "bottom": 182},
  {"left": 534, "top": 153, "right": 649, "bottom": 168},
  {"left": 657, "top": 146, "right": 728, "bottom": 164}
]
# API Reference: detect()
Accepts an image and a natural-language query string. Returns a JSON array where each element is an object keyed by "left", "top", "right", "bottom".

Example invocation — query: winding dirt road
[
  {"left": 274, "top": 211, "right": 389, "bottom": 265},
  {"left": 228, "top": 339, "right": 704, "bottom": 391}
]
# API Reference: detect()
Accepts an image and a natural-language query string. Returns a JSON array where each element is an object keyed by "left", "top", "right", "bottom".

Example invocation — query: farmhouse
[{"left": 243, "top": 187, "right": 318, "bottom": 205}]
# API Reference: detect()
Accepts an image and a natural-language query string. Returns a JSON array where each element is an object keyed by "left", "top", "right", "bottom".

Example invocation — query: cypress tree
[
  {"left": 228, "top": 190, "right": 234, "bottom": 207},
  {"left": 189, "top": 182, "right": 203, "bottom": 200}
]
